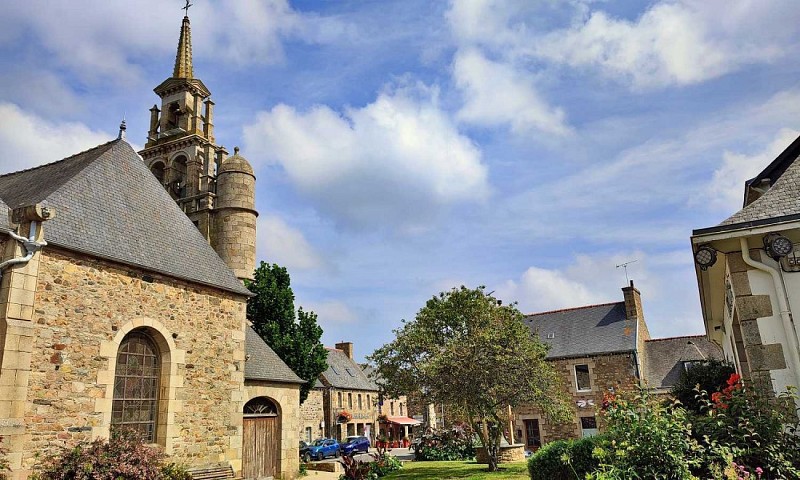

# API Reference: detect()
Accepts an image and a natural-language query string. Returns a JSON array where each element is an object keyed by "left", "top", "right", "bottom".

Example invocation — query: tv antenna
[{"left": 615, "top": 259, "right": 637, "bottom": 283}]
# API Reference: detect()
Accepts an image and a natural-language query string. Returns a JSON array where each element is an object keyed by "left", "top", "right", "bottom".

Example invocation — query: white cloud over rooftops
[
  {"left": 256, "top": 214, "right": 323, "bottom": 270},
  {"left": 243, "top": 82, "right": 489, "bottom": 231},
  {"left": 0, "top": 103, "right": 111, "bottom": 175}
]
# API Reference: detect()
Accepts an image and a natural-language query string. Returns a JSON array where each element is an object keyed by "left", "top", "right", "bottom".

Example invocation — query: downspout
[
  {"left": 0, "top": 221, "right": 47, "bottom": 279},
  {"left": 740, "top": 237, "right": 800, "bottom": 389}
]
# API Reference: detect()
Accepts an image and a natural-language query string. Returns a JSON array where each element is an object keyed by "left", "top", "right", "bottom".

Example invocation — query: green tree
[
  {"left": 368, "top": 286, "right": 569, "bottom": 472},
  {"left": 246, "top": 262, "right": 327, "bottom": 404}
]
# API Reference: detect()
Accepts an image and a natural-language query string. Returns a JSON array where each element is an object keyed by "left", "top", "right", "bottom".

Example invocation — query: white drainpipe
[
  {"left": 0, "top": 222, "right": 46, "bottom": 279},
  {"left": 739, "top": 237, "right": 800, "bottom": 389}
]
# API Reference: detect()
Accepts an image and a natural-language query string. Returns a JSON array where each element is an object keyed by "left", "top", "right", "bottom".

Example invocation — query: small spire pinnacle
[
  {"left": 173, "top": 11, "right": 194, "bottom": 78},
  {"left": 234, "top": 146, "right": 240, "bottom": 155},
  {"left": 118, "top": 118, "right": 127, "bottom": 139}
]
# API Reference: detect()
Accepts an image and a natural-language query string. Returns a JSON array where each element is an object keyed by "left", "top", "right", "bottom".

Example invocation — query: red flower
[{"left": 726, "top": 373, "right": 741, "bottom": 387}]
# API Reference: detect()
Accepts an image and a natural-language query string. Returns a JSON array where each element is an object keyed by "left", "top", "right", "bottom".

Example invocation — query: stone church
[{"left": 0, "top": 13, "right": 302, "bottom": 480}]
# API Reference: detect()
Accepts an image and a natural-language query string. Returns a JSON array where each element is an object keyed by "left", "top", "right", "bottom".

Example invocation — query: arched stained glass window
[{"left": 112, "top": 330, "right": 160, "bottom": 442}]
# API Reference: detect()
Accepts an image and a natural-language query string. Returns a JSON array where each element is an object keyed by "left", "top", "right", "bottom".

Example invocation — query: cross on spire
[{"left": 182, "top": 0, "right": 192, "bottom": 16}]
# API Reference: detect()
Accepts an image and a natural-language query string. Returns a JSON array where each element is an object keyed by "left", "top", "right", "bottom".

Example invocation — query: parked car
[
  {"left": 340, "top": 436, "right": 370, "bottom": 456},
  {"left": 299, "top": 440, "right": 311, "bottom": 460},
  {"left": 305, "top": 438, "right": 340, "bottom": 461}
]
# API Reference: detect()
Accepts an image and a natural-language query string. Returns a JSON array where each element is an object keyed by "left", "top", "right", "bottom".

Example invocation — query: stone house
[
  {"left": 299, "top": 379, "right": 325, "bottom": 443},
  {"left": 642, "top": 335, "right": 721, "bottom": 395},
  {"left": 317, "top": 343, "right": 380, "bottom": 442},
  {"left": 513, "top": 283, "right": 720, "bottom": 449},
  {"left": 0, "top": 13, "right": 303, "bottom": 480},
  {"left": 692, "top": 134, "right": 800, "bottom": 405}
]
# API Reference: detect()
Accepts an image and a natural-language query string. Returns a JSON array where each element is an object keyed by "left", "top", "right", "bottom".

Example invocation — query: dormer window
[
  {"left": 331, "top": 366, "right": 340, "bottom": 375},
  {"left": 345, "top": 367, "right": 355, "bottom": 377}
]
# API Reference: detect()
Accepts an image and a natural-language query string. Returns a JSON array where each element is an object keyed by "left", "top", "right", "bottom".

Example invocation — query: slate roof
[
  {"left": 524, "top": 302, "right": 637, "bottom": 359},
  {"left": 320, "top": 348, "right": 379, "bottom": 391},
  {"left": 0, "top": 139, "right": 250, "bottom": 296},
  {"left": 719, "top": 152, "right": 800, "bottom": 227},
  {"left": 244, "top": 326, "right": 304, "bottom": 384},
  {"left": 643, "top": 335, "right": 722, "bottom": 391}
]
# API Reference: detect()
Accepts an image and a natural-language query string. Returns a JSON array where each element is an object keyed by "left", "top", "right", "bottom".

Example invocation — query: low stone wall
[
  {"left": 475, "top": 444, "right": 525, "bottom": 464},
  {"left": 306, "top": 462, "right": 341, "bottom": 473}
]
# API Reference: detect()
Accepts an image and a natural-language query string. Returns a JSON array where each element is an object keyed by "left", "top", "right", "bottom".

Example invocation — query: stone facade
[
  {"left": 300, "top": 387, "right": 325, "bottom": 442},
  {"left": 514, "top": 353, "right": 638, "bottom": 445},
  {"left": 243, "top": 381, "right": 301, "bottom": 479},
  {"left": 0, "top": 246, "right": 248, "bottom": 478},
  {"left": 325, "top": 387, "right": 378, "bottom": 441}
]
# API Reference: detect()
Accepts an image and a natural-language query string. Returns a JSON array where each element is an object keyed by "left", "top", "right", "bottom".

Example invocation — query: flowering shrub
[
  {"left": 31, "top": 429, "right": 189, "bottom": 480},
  {"left": 693, "top": 375, "right": 800, "bottom": 479},
  {"left": 671, "top": 359, "right": 736, "bottom": 414},
  {"left": 338, "top": 410, "right": 353, "bottom": 423},
  {"left": 413, "top": 422, "right": 476, "bottom": 461},
  {"left": 589, "top": 388, "right": 702, "bottom": 480},
  {"left": 369, "top": 452, "right": 402, "bottom": 477}
]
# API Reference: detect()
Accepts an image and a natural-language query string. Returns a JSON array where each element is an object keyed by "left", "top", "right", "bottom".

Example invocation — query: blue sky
[{"left": 2, "top": 0, "right": 800, "bottom": 361}]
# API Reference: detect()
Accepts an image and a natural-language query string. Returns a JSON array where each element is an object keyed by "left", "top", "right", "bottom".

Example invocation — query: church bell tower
[{"left": 139, "top": 12, "right": 258, "bottom": 282}]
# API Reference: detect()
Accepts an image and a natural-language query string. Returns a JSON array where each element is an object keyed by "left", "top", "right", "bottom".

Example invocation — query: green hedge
[{"left": 528, "top": 436, "right": 602, "bottom": 480}]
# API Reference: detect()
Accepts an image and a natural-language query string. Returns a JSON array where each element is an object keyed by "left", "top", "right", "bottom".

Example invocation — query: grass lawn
[{"left": 383, "top": 460, "right": 529, "bottom": 480}]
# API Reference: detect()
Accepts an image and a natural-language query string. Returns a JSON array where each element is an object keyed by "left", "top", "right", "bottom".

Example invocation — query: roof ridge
[
  {"left": 645, "top": 334, "right": 706, "bottom": 342},
  {"left": 525, "top": 301, "right": 622, "bottom": 317},
  {"left": 0, "top": 138, "right": 119, "bottom": 179}
]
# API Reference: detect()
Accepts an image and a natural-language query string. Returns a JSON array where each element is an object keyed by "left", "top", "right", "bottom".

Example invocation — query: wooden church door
[{"left": 242, "top": 397, "right": 281, "bottom": 479}]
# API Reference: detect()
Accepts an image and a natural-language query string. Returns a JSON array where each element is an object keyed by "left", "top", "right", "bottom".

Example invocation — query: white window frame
[
  {"left": 579, "top": 415, "right": 598, "bottom": 438},
  {"left": 574, "top": 364, "right": 591, "bottom": 392}
]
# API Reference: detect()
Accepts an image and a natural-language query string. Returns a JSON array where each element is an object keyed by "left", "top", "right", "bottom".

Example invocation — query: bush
[
  {"left": 369, "top": 453, "right": 402, "bottom": 477},
  {"left": 413, "top": 423, "right": 476, "bottom": 461},
  {"left": 32, "top": 429, "right": 175, "bottom": 480},
  {"left": 671, "top": 359, "right": 736, "bottom": 414},
  {"left": 590, "top": 389, "right": 702, "bottom": 480},
  {"left": 693, "top": 375, "right": 800, "bottom": 479},
  {"left": 528, "top": 436, "right": 602, "bottom": 480}
]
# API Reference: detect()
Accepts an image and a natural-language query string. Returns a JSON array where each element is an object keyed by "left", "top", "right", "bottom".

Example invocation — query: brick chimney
[{"left": 335, "top": 342, "right": 353, "bottom": 360}]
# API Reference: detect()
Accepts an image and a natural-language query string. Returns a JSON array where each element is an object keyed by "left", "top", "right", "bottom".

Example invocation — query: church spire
[{"left": 173, "top": 15, "right": 194, "bottom": 79}]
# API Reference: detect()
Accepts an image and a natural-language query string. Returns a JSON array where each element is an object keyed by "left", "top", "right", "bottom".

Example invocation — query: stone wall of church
[{"left": 18, "top": 247, "right": 247, "bottom": 475}]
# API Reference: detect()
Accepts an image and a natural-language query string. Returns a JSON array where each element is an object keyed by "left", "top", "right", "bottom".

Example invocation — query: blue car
[
  {"left": 340, "top": 436, "right": 370, "bottom": 456},
  {"left": 305, "top": 438, "right": 340, "bottom": 461}
]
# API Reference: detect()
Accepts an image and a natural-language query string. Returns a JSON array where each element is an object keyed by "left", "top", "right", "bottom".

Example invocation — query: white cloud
[
  {"left": 704, "top": 128, "right": 800, "bottom": 212},
  {"left": 533, "top": 0, "right": 798, "bottom": 89},
  {"left": 496, "top": 252, "right": 653, "bottom": 314},
  {"left": 453, "top": 48, "right": 571, "bottom": 136},
  {"left": 0, "top": 0, "right": 348, "bottom": 82},
  {"left": 256, "top": 215, "right": 322, "bottom": 270},
  {"left": 243, "top": 83, "right": 489, "bottom": 231},
  {"left": 305, "top": 300, "right": 359, "bottom": 325},
  {"left": 0, "top": 103, "right": 110, "bottom": 175}
]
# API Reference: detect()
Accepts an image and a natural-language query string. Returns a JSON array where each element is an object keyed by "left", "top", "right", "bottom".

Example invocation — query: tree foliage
[
  {"left": 670, "top": 359, "right": 736, "bottom": 413},
  {"left": 246, "top": 262, "right": 327, "bottom": 404},
  {"left": 368, "top": 286, "right": 569, "bottom": 471}
]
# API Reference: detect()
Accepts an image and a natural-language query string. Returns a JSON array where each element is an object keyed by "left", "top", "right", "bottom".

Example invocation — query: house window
[
  {"left": 399, "top": 403, "right": 404, "bottom": 416},
  {"left": 345, "top": 367, "right": 356, "bottom": 377},
  {"left": 338, "top": 392, "right": 343, "bottom": 408},
  {"left": 358, "top": 394, "right": 362, "bottom": 410},
  {"left": 683, "top": 360, "right": 703, "bottom": 372},
  {"left": 112, "top": 330, "right": 160, "bottom": 443},
  {"left": 580, "top": 416, "right": 598, "bottom": 438},
  {"left": 305, "top": 427, "right": 312, "bottom": 443},
  {"left": 331, "top": 366, "right": 340, "bottom": 375},
  {"left": 575, "top": 364, "right": 591, "bottom": 392},
  {"left": 524, "top": 419, "right": 541, "bottom": 449},
  {"left": 348, "top": 393, "right": 353, "bottom": 408},
  {"left": 390, "top": 402, "right": 395, "bottom": 416},
  {"left": 367, "top": 394, "right": 371, "bottom": 408}
]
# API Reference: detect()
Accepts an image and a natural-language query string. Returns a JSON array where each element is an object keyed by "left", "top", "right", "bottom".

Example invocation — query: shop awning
[{"left": 386, "top": 416, "right": 421, "bottom": 426}]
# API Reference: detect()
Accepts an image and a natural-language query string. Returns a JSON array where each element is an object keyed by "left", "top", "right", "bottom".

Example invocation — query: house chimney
[
  {"left": 336, "top": 342, "right": 353, "bottom": 360},
  {"left": 622, "top": 280, "right": 650, "bottom": 383}
]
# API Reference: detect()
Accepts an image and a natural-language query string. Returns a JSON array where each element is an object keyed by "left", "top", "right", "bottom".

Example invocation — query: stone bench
[{"left": 186, "top": 464, "right": 240, "bottom": 480}]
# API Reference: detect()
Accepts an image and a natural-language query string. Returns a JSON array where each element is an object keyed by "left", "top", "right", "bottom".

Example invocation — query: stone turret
[{"left": 214, "top": 147, "right": 258, "bottom": 281}]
